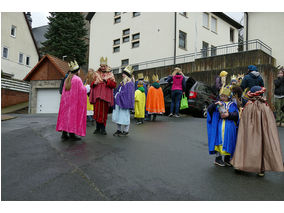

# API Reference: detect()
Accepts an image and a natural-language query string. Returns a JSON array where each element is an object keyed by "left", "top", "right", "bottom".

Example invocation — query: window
[
  {"left": 123, "top": 36, "right": 129, "bottom": 43},
  {"left": 211, "top": 45, "right": 217, "bottom": 56},
  {"left": 113, "top": 46, "right": 120, "bottom": 53},
  {"left": 121, "top": 59, "right": 129, "bottom": 66},
  {"left": 179, "top": 30, "right": 187, "bottom": 49},
  {"left": 114, "top": 17, "right": 121, "bottom": 24},
  {"left": 179, "top": 12, "right": 187, "bottom": 17},
  {"left": 132, "top": 41, "right": 139, "bottom": 48},
  {"left": 121, "top": 59, "right": 129, "bottom": 71},
  {"left": 10, "top": 25, "right": 16, "bottom": 37},
  {"left": 113, "top": 39, "right": 120, "bottom": 45},
  {"left": 133, "top": 12, "right": 140, "bottom": 17},
  {"left": 132, "top": 33, "right": 140, "bottom": 40},
  {"left": 202, "top": 41, "right": 209, "bottom": 57},
  {"left": 211, "top": 16, "right": 217, "bottom": 33},
  {"left": 26, "top": 56, "right": 30, "bottom": 66},
  {"left": 230, "top": 28, "right": 235, "bottom": 42},
  {"left": 113, "top": 68, "right": 119, "bottom": 74},
  {"left": 123, "top": 28, "right": 130, "bottom": 36},
  {"left": 19, "top": 53, "right": 24, "bottom": 64},
  {"left": 203, "top": 13, "right": 209, "bottom": 28},
  {"left": 2, "top": 47, "right": 8, "bottom": 59},
  {"left": 114, "top": 12, "right": 121, "bottom": 16},
  {"left": 133, "top": 65, "right": 139, "bottom": 71}
]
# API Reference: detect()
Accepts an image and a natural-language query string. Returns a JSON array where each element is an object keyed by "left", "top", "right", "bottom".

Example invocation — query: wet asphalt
[{"left": 1, "top": 113, "right": 284, "bottom": 201}]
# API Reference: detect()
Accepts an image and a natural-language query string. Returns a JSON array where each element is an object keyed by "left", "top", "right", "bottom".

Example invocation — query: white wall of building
[
  {"left": 89, "top": 12, "right": 240, "bottom": 72},
  {"left": 1, "top": 12, "right": 39, "bottom": 80},
  {"left": 244, "top": 12, "right": 284, "bottom": 66}
]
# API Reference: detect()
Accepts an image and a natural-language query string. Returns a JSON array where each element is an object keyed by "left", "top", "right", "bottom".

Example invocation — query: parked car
[{"left": 159, "top": 76, "right": 217, "bottom": 118}]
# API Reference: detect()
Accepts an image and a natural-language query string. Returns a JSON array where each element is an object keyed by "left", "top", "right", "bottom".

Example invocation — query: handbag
[{"left": 180, "top": 94, "right": 189, "bottom": 110}]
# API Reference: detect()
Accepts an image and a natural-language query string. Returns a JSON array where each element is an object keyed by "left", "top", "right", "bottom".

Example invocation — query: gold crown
[
  {"left": 220, "top": 70, "right": 228, "bottom": 77},
  {"left": 152, "top": 74, "right": 159, "bottom": 82},
  {"left": 144, "top": 76, "right": 149, "bottom": 82},
  {"left": 231, "top": 74, "right": 237, "bottom": 81},
  {"left": 123, "top": 65, "right": 133, "bottom": 75},
  {"left": 137, "top": 73, "right": 144, "bottom": 80},
  {"left": 68, "top": 60, "right": 80, "bottom": 71},
  {"left": 100, "top": 57, "right": 108, "bottom": 65},
  {"left": 220, "top": 85, "right": 231, "bottom": 97}
]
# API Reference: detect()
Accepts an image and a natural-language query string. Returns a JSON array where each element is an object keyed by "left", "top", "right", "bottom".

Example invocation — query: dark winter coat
[
  {"left": 274, "top": 77, "right": 284, "bottom": 96},
  {"left": 240, "top": 71, "right": 264, "bottom": 91}
]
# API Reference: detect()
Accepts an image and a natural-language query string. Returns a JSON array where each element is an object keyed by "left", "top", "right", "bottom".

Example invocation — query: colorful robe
[
  {"left": 89, "top": 71, "right": 116, "bottom": 126},
  {"left": 56, "top": 75, "right": 87, "bottom": 136},
  {"left": 112, "top": 81, "right": 135, "bottom": 125},
  {"left": 134, "top": 88, "right": 146, "bottom": 118},
  {"left": 231, "top": 98, "right": 284, "bottom": 173},
  {"left": 207, "top": 101, "right": 239, "bottom": 155},
  {"left": 146, "top": 83, "right": 165, "bottom": 114}
]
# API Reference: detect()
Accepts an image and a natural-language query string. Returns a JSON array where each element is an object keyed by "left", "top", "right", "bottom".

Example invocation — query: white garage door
[{"left": 37, "top": 89, "right": 61, "bottom": 113}]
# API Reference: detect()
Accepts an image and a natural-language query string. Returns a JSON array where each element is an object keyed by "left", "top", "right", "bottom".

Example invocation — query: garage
[{"left": 36, "top": 88, "right": 61, "bottom": 113}]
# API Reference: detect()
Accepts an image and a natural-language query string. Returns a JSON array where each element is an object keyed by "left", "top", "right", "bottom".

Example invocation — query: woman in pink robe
[{"left": 56, "top": 65, "right": 87, "bottom": 140}]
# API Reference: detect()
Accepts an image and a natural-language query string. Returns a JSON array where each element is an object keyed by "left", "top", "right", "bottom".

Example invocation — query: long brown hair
[
  {"left": 64, "top": 72, "right": 74, "bottom": 91},
  {"left": 85, "top": 68, "right": 95, "bottom": 85}
]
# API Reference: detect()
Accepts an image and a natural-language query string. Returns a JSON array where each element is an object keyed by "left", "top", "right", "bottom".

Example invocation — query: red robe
[{"left": 89, "top": 71, "right": 116, "bottom": 126}]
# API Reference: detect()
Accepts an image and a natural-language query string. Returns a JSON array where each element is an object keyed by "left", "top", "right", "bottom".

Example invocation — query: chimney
[{"left": 26, "top": 12, "right": 32, "bottom": 27}]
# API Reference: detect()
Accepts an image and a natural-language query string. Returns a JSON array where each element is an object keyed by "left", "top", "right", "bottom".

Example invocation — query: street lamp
[{"left": 62, "top": 56, "right": 67, "bottom": 61}]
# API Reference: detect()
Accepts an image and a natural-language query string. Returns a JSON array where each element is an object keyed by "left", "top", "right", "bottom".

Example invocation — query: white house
[
  {"left": 244, "top": 12, "right": 284, "bottom": 67},
  {"left": 87, "top": 12, "right": 242, "bottom": 73},
  {"left": 1, "top": 12, "right": 40, "bottom": 80}
]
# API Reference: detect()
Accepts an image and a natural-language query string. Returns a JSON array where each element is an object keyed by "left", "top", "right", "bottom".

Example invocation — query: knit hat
[
  {"left": 248, "top": 65, "right": 258, "bottom": 72},
  {"left": 247, "top": 86, "right": 266, "bottom": 97}
]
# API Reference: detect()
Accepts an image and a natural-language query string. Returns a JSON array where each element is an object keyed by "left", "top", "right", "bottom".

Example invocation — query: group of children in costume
[
  {"left": 56, "top": 59, "right": 283, "bottom": 177},
  {"left": 207, "top": 67, "right": 284, "bottom": 177}
]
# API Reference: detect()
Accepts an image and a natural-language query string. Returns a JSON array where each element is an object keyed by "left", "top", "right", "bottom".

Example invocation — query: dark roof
[
  {"left": 212, "top": 12, "right": 243, "bottom": 29},
  {"left": 24, "top": 54, "right": 69, "bottom": 81},
  {"left": 32, "top": 25, "right": 49, "bottom": 48},
  {"left": 86, "top": 12, "right": 95, "bottom": 21},
  {"left": 23, "top": 12, "right": 40, "bottom": 60}
]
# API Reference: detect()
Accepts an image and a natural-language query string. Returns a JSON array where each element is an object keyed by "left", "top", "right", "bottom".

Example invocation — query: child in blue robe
[{"left": 207, "top": 85, "right": 239, "bottom": 167}]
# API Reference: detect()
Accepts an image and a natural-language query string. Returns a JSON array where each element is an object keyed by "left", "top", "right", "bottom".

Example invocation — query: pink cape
[{"left": 56, "top": 75, "right": 87, "bottom": 136}]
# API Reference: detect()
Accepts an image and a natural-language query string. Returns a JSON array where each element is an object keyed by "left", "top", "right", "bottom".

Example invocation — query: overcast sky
[{"left": 31, "top": 12, "right": 244, "bottom": 28}]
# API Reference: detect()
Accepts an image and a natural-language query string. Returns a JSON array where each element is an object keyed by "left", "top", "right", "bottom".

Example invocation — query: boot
[
  {"left": 100, "top": 123, "right": 107, "bottom": 135},
  {"left": 69, "top": 133, "right": 81, "bottom": 141},
  {"left": 93, "top": 122, "right": 101, "bottom": 134},
  {"left": 61, "top": 131, "right": 69, "bottom": 140}
]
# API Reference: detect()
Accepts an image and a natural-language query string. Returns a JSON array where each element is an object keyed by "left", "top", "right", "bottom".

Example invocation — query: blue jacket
[{"left": 241, "top": 71, "right": 264, "bottom": 91}]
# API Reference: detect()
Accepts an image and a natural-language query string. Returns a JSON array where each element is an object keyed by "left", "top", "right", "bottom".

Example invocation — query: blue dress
[{"left": 207, "top": 101, "right": 239, "bottom": 156}]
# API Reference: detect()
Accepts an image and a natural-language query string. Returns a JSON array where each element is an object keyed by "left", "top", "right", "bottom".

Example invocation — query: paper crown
[
  {"left": 220, "top": 85, "right": 231, "bottom": 97},
  {"left": 220, "top": 70, "right": 228, "bottom": 77},
  {"left": 231, "top": 74, "right": 237, "bottom": 82},
  {"left": 137, "top": 73, "right": 144, "bottom": 80},
  {"left": 68, "top": 60, "right": 80, "bottom": 72},
  {"left": 123, "top": 65, "right": 133, "bottom": 76},
  {"left": 152, "top": 74, "right": 159, "bottom": 82},
  {"left": 237, "top": 74, "right": 244, "bottom": 80},
  {"left": 144, "top": 75, "right": 149, "bottom": 82},
  {"left": 100, "top": 57, "right": 108, "bottom": 65}
]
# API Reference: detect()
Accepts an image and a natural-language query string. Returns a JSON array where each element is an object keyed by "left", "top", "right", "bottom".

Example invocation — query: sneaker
[
  {"left": 100, "top": 129, "right": 107, "bottom": 135},
  {"left": 257, "top": 172, "right": 265, "bottom": 177},
  {"left": 224, "top": 155, "right": 232, "bottom": 167},
  {"left": 69, "top": 133, "right": 81, "bottom": 141},
  {"left": 174, "top": 114, "right": 180, "bottom": 118},
  {"left": 214, "top": 156, "right": 225, "bottom": 167},
  {"left": 168, "top": 113, "right": 173, "bottom": 117},
  {"left": 121, "top": 131, "right": 129, "bottom": 136},
  {"left": 93, "top": 129, "right": 100, "bottom": 134},
  {"left": 113, "top": 130, "right": 122, "bottom": 136},
  {"left": 136, "top": 121, "right": 142, "bottom": 125}
]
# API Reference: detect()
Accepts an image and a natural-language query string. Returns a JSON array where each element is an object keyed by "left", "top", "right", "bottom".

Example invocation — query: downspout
[
  {"left": 174, "top": 12, "right": 177, "bottom": 65},
  {"left": 245, "top": 12, "right": 248, "bottom": 51}
]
